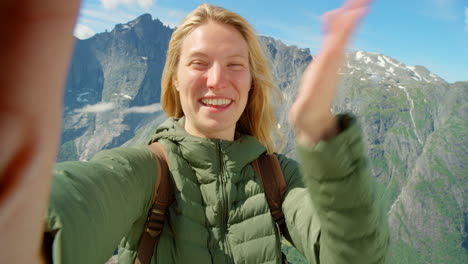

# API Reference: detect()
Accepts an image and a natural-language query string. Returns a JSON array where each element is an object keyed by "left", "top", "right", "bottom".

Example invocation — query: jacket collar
[{"left": 149, "top": 117, "right": 267, "bottom": 174}]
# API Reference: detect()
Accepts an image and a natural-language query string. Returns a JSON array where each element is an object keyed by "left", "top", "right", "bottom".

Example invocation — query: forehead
[{"left": 180, "top": 22, "right": 249, "bottom": 59}]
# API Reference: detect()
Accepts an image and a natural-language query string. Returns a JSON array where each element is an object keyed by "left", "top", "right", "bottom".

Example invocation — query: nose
[{"left": 206, "top": 62, "right": 227, "bottom": 90}]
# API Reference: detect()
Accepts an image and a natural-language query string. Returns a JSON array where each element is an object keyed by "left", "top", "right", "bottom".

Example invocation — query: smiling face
[{"left": 174, "top": 21, "right": 252, "bottom": 140}]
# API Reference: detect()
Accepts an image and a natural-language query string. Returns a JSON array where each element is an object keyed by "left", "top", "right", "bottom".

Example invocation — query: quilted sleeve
[
  {"left": 280, "top": 114, "right": 390, "bottom": 264},
  {"left": 45, "top": 146, "right": 157, "bottom": 264}
]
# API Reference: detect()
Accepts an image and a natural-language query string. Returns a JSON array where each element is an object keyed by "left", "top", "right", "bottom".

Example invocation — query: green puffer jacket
[{"left": 46, "top": 115, "right": 389, "bottom": 264}]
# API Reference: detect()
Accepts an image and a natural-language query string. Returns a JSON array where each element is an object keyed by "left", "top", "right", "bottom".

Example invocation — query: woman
[{"left": 0, "top": 1, "right": 389, "bottom": 264}]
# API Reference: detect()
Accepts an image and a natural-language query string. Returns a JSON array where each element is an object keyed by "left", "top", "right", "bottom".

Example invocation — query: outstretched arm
[
  {"left": 286, "top": 0, "right": 390, "bottom": 263},
  {"left": 289, "top": 0, "right": 372, "bottom": 144},
  {"left": 0, "top": 1, "right": 80, "bottom": 263}
]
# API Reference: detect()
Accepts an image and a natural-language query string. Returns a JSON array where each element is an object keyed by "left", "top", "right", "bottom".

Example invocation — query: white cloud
[
  {"left": 123, "top": 104, "right": 162, "bottom": 114},
  {"left": 101, "top": 0, "right": 154, "bottom": 10},
  {"left": 73, "top": 24, "right": 96, "bottom": 39},
  {"left": 79, "top": 17, "right": 112, "bottom": 31},
  {"left": 75, "top": 102, "right": 115, "bottom": 113},
  {"left": 424, "top": 0, "right": 457, "bottom": 21},
  {"left": 101, "top": 0, "right": 131, "bottom": 10},
  {"left": 101, "top": 0, "right": 117, "bottom": 9},
  {"left": 167, "top": 9, "right": 185, "bottom": 18},
  {"left": 81, "top": 8, "right": 137, "bottom": 24},
  {"left": 74, "top": 102, "right": 161, "bottom": 114},
  {"left": 137, "top": 0, "right": 154, "bottom": 9},
  {"left": 302, "top": 11, "right": 321, "bottom": 22}
]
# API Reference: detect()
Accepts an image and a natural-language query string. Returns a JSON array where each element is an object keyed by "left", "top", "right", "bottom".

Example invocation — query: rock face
[
  {"left": 60, "top": 14, "right": 467, "bottom": 264},
  {"left": 59, "top": 14, "right": 172, "bottom": 161},
  {"left": 334, "top": 53, "right": 467, "bottom": 264}
]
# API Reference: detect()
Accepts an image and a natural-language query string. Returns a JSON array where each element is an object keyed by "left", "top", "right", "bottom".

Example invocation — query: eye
[
  {"left": 228, "top": 63, "right": 246, "bottom": 70},
  {"left": 189, "top": 60, "right": 208, "bottom": 70}
]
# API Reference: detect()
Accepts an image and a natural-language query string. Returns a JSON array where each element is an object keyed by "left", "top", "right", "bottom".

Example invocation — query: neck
[{"left": 184, "top": 123, "right": 235, "bottom": 141}]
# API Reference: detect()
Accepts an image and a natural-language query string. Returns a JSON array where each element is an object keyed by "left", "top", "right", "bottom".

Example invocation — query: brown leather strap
[
  {"left": 135, "top": 142, "right": 174, "bottom": 264},
  {"left": 252, "top": 154, "right": 287, "bottom": 235}
]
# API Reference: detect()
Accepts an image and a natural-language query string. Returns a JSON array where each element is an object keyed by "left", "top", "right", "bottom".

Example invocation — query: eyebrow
[
  {"left": 186, "top": 51, "right": 248, "bottom": 60},
  {"left": 186, "top": 51, "right": 209, "bottom": 58}
]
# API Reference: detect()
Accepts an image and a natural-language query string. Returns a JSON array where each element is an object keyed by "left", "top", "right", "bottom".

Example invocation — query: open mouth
[{"left": 200, "top": 98, "right": 233, "bottom": 108}]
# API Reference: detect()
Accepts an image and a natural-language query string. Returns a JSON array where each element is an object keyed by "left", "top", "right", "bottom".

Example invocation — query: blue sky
[{"left": 74, "top": 0, "right": 467, "bottom": 83}]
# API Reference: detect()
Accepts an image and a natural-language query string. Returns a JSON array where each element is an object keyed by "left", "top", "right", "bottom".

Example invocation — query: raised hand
[
  {"left": 288, "top": 0, "right": 372, "bottom": 144},
  {"left": 0, "top": 1, "right": 80, "bottom": 263}
]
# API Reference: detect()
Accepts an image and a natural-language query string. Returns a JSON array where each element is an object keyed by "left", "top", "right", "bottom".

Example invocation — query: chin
[
  {"left": 203, "top": 120, "right": 232, "bottom": 131},
  {"left": 199, "top": 119, "right": 236, "bottom": 138}
]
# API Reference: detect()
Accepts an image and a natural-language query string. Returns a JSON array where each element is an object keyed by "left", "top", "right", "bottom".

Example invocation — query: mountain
[
  {"left": 59, "top": 14, "right": 467, "bottom": 264},
  {"left": 59, "top": 14, "right": 171, "bottom": 161},
  {"left": 335, "top": 52, "right": 467, "bottom": 263}
]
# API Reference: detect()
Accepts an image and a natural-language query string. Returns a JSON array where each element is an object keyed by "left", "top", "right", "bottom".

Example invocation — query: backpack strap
[
  {"left": 251, "top": 153, "right": 287, "bottom": 235},
  {"left": 135, "top": 148, "right": 287, "bottom": 264},
  {"left": 135, "top": 142, "right": 174, "bottom": 264}
]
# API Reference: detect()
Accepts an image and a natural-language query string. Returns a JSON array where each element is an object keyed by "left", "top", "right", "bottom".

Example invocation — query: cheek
[
  {"left": 176, "top": 76, "right": 192, "bottom": 99},
  {"left": 180, "top": 71, "right": 206, "bottom": 95},
  {"left": 239, "top": 74, "right": 252, "bottom": 98}
]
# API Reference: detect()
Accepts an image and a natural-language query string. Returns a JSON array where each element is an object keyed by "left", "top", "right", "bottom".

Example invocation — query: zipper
[{"left": 218, "top": 141, "right": 234, "bottom": 263}]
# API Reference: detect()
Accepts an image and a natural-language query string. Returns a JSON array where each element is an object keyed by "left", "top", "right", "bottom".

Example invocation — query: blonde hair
[{"left": 161, "top": 3, "right": 279, "bottom": 153}]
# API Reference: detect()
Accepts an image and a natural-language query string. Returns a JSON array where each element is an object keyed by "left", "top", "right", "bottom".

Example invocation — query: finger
[
  {"left": 304, "top": 6, "right": 368, "bottom": 91},
  {"left": 321, "top": 8, "right": 343, "bottom": 34},
  {"left": 310, "top": 7, "right": 365, "bottom": 89},
  {"left": 323, "top": 0, "right": 372, "bottom": 33},
  {"left": 343, "top": 0, "right": 374, "bottom": 10}
]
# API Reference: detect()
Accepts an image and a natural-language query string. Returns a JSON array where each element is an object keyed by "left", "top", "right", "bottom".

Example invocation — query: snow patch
[
  {"left": 383, "top": 56, "right": 403, "bottom": 69},
  {"left": 355, "top": 51, "right": 371, "bottom": 63},
  {"left": 122, "top": 94, "right": 132, "bottom": 99},
  {"left": 429, "top": 73, "right": 440, "bottom": 81},
  {"left": 77, "top": 92, "right": 90, "bottom": 103},
  {"left": 113, "top": 92, "right": 133, "bottom": 99},
  {"left": 377, "top": 56, "right": 386, "bottom": 68},
  {"left": 386, "top": 66, "right": 396, "bottom": 76},
  {"left": 356, "top": 51, "right": 364, "bottom": 60},
  {"left": 406, "top": 66, "right": 422, "bottom": 81}
]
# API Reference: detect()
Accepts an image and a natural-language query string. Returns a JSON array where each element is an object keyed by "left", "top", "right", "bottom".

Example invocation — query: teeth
[{"left": 201, "top": 98, "right": 231, "bottom": 106}]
